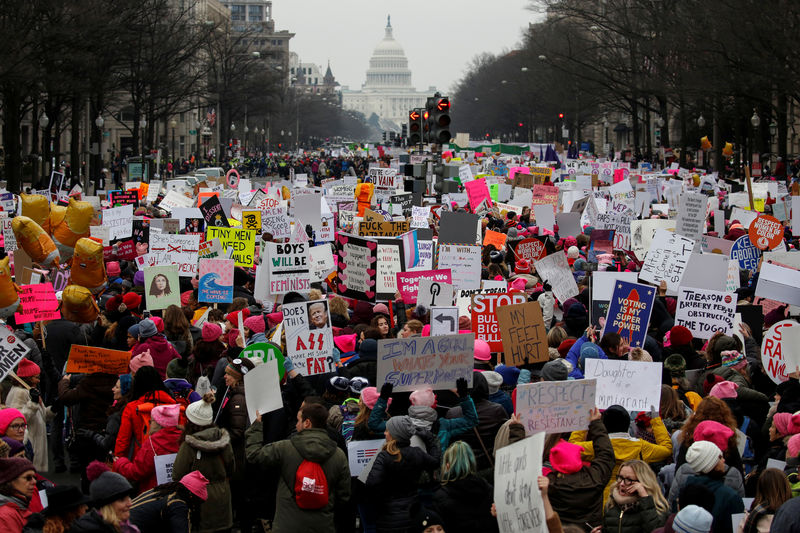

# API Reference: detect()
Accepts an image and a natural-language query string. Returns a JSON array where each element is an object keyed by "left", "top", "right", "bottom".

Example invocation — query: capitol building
[{"left": 341, "top": 16, "right": 436, "bottom": 132}]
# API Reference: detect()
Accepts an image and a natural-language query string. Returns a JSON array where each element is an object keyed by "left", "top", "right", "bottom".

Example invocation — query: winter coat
[
  {"left": 683, "top": 474, "right": 744, "bottom": 533},
  {"left": 668, "top": 463, "right": 744, "bottom": 511},
  {"left": 131, "top": 335, "right": 180, "bottom": 379},
  {"left": 113, "top": 426, "right": 182, "bottom": 492},
  {"left": 57, "top": 372, "right": 117, "bottom": 431},
  {"left": 245, "top": 422, "right": 351, "bottom": 533},
  {"left": 172, "top": 427, "right": 234, "bottom": 532},
  {"left": 71, "top": 509, "right": 140, "bottom": 533},
  {"left": 770, "top": 496, "right": 800, "bottom": 533},
  {"left": 114, "top": 390, "right": 177, "bottom": 459},
  {"left": 569, "top": 416, "right": 673, "bottom": 502},
  {"left": 6, "top": 386, "right": 50, "bottom": 472},
  {"left": 601, "top": 493, "right": 667, "bottom": 533},
  {"left": 447, "top": 396, "right": 508, "bottom": 472},
  {"left": 432, "top": 474, "right": 498, "bottom": 533},
  {"left": 565, "top": 335, "right": 608, "bottom": 378},
  {"left": 342, "top": 354, "right": 377, "bottom": 386},
  {"left": 547, "top": 419, "right": 615, "bottom": 528},
  {"left": 44, "top": 319, "right": 88, "bottom": 371},
  {"left": 365, "top": 429, "right": 441, "bottom": 533},
  {"left": 129, "top": 489, "right": 190, "bottom": 533},
  {"left": 217, "top": 383, "right": 248, "bottom": 480},
  {"left": 488, "top": 390, "right": 514, "bottom": 416},
  {"left": 0, "top": 493, "right": 31, "bottom": 533}
]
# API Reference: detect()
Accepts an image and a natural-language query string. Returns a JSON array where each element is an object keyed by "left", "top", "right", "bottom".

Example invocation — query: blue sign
[
  {"left": 603, "top": 281, "right": 656, "bottom": 348},
  {"left": 730, "top": 235, "right": 762, "bottom": 271}
]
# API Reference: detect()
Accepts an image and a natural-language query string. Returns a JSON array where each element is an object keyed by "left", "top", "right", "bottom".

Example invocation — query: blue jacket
[
  {"left": 488, "top": 391, "right": 513, "bottom": 416},
  {"left": 566, "top": 335, "right": 608, "bottom": 379}
]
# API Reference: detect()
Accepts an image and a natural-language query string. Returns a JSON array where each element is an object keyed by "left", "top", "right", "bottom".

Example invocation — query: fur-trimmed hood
[{"left": 185, "top": 427, "right": 231, "bottom": 452}]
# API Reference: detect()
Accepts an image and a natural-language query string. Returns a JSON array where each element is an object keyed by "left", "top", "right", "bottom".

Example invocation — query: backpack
[{"left": 286, "top": 442, "right": 329, "bottom": 510}]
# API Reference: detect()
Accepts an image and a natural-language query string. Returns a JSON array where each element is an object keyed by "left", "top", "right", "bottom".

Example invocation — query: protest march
[{"left": 2, "top": 145, "right": 800, "bottom": 533}]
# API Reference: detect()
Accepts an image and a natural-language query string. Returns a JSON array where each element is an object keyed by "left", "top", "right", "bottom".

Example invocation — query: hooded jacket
[
  {"left": 172, "top": 427, "right": 234, "bottom": 532},
  {"left": 0, "top": 493, "right": 31, "bottom": 533},
  {"left": 113, "top": 425, "right": 182, "bottom": 492},
  {"left": 131, "top": 335, "right": 180, "bottom": 380},
  {"left": 245, "top": 423, "right": 351, "bottom": 533},
  {"left": 433, "top": 474, "right": 498, "bottom": 533}
]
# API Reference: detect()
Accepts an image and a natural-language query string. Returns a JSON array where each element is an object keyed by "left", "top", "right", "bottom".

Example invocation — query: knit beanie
[
  {"left": 686, "top": 440, "right": 722, "bottom": 474},
  {"left": 134, "top": 271, "right": 145, "bottom": 286},
  {"left": 558, "top": 338, "right": 576, "bottom": 358},
  {"left": 673, "top": 505, "right": 714, "bottom": 533},
  {"left": 474, "top": 339, "right": 491, "bottom": 361},
  {"left": 15, "top": 358, "right": 40, "bottom": 378},
  {"left": 602, "top": 405, "right": 631, "bottom": 434},
  {"left": 670, "top": 325, "right": 693, "bottom": 347},
  {"left": 129, "top": 350, "right": 154, "bottom": 374},
  {"left": 0, "top": 408, "right": 26, "bottom": 435},
  {"left": 708, "top": 381, "right": 738, "bottom": 400},
  {"left": 2, "top": 436, "right": 25, "bottom": 456},
  {"left": 334, "top": 334, "right": 357, "bottom": 354},
  {"left": 106, "top": 261, "right": 121, "bottom": 277},
  {"left": 409, "top": 388, "right": 436, "bottom": 408},
  {"left": 186, "top": 393, "right": 215, "bottom": 426},
  {"left": 494, "top": 364, "right": 521, "bottom": 386},
  {"left": 243, "top": 315, "right": 265, "bottom": 334},
  {"left": 483, "top": 371, "right": 503, "bottom": 394},
  {"left": 138, "top": 319, "right": 158, "bottom": 339},
  {"left": 567, "top": 246, "right": 580, "bottom": 259},
  {"left": 225, "top": 357, "right": 255, "bottom": 381},
  {"left": 360, "top": 387, "right": 381, "bottom": 410},
  {"left": 664, "top": 354, "right": 687, "bottom": 377},
  {"left": 787, "top": 433, "right": 800, "bottom": 458},
  {"left": 128, "top": 324, "right": 140, "bottom": 340},
  {"left": 151, "top": 316, "right": 164, "bottom": 333},
  {"left": 509, "top": 278, "right": 526, "bottom": 292},
  {"left": 226, "top": 308, "right": 250, "bottom": 325},
  {"left": 90, "top": 471, "right": 133, "bottom": 508},
  {"left": 386, "top": 416, "right": 416, "bottom": 444},
  {"left": 702, "top": 374, "right": 724, "bottom": 395},
  {"left": 578, "top": 342, "right": 601, "bottom": 370},
  {"left": 773, "top": 412, "right": 800, "bottom": 436},
  {"left": 118, "top": 374, "right": 132, "bottom": 396},
  {"left": 693, "top": 420, "right": 734, "bottom": 452},
  {"left": 122, "top": 292, "right": 142, "bottom": 311},
  {"left": 515, "top": 259, "right": 531, "bottom": 274},
  {"left": 458, "top": 316, "right": 472, "bottom": 331},
  {"left": 720, "top": 350, "right": 746, "bottom": 369},
  {"left": 541, "top": 360, "right": 569, "bottom": 382},
  {"left": 151, "top": 404, "right": 181, "bottom": 428},
  {"left": 0, "top": 457, "right": 35, "bottom": 485},
  {"left": 549, "top": 440, "right": 584, "bottom": 474},
  {"left": 201, "top": 322, "right": 223, "bottom": 343},
  {"left": 179, "top": 471, "right": 209, "bottom": 501}
]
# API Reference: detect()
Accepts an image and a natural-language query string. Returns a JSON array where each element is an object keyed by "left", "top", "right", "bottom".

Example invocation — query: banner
[
  {"left": 282, "top": 301, "right": 335, "bottom": 376},
  {"left": 494, "top": 432, "right": 546, "bottom": 533},
  {"left": 198, "top": 258, "right": 234, "bottom": 304},
  {"left": 515, "top": 379, "right": 597, "bottom": 434},
  {"left": 376, "top": 334, "right": 474, "bottom": 392},
  {"left": 206, "top": 227, "right": 257, "bottom": 267},
  {"left": 496, "top": 301, "right": 548, "bottom": 364},
  {"left": 14, "top": 283, "right": 60, "bottom": 324},
  {"left": 65, "top": 345, "right": 130, "bottom": 375},
  {"left": 674, "top": 287, "right": 736, "bottom": 339},
  {"left": 396, "top": 269, "right": 452, "bottom": 304},
  {"left": 471, "top": 292, "right": 527, "bottom": 352},
  {"left": 264, "top": 242, "right": 310, "bottom": 295},
  {"left": 583, "top": 359, "right": 663, "bottom": 411},
  {"left": 602, "top": 281, "right": 656, "bottom": 348}
]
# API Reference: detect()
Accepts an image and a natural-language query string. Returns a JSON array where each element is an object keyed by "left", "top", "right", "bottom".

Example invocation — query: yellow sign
[
  {"left": 206, "top": 227, "right": 257, "bottom": 267},
  {"left": 242, "top": 210, "right": 261, "bottom": 232}
]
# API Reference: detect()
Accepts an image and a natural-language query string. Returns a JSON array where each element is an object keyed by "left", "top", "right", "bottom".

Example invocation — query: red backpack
[{"left": 289, "top": 448, "right": 329, "bottom": 510}]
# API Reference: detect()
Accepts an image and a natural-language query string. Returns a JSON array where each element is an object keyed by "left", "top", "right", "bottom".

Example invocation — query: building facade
[{"left": 289, "top": 54, "right": 340, "bottom": 98}]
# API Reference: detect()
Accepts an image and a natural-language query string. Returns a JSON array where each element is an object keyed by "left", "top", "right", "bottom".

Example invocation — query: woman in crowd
[
  {"left": 0, "top": 457, "right": 37, "bottom": 533},
  {"left": 129, "top": 471, "right": 209, "bottom": 533},
  {"left": 5, "top": 359, "right": 49, "bottom": 472},
  {"left": 71, "top": 470, "right": 137, "bottom": 533},
  {"left": 433, "top": 441, "right": 497, "bottom": 533},
  {"left": 597, "top": 459, "right": 669, "bottom": 533},
  {"left": 738, "top": 468, "right": 792, "bottom": 533}
]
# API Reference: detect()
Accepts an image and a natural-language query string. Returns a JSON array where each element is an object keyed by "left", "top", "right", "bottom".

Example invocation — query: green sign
[
  {"left": 189, "top": 129, "right": 197, "bottom": 135},
  {"left": 240, "top": 342, "right": 286, "bottom": 379},
  {"left": 128, "top": 163, "right": 143, "bottom": 180}
]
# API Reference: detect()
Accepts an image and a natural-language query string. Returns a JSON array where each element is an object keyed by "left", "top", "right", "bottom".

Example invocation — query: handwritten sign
[
  {"left": 496, "top": 301, "right": 548, "bottom": 365},
  {"left": 336, "top": 234, "right": 378, "bottom": 302},
  {"left": 375, "top": 241, "right": 404, "bottom": 301},
  {"left": 760, "top": 320, "right": 797, "bottom": 384},
  {"left": 583, "top": 359, "right": 662, "bottom": 411},
  {"left": 534, "top": 253, "right": 579, "bottom": 303},
  {"left": 264, "top": 242, "right": 310, "bottom": 295},
  {"left": 0, "top": 333, "right": 32, "bottom": 383},
  {"left": 282, "top": 301, "right": 335, "bottom": 376},
  {"left": 263, "top": 207, "right": 291, "bottom": 239},
  {"left": 358, "top": 219, "right": 409, "bottom": 237},
  {"left": 603, "top": 281, "right": 656, "bottom": 348},
  {"left": 198, "top": 258, "right": 234, "bottom": 304},
  {"left": 494, "top": 432, "right": 546, "bottom": 533},
  {"left": 436, "top": 244, "right": 482, "bottom": 291},
  {"left": 14, "top": 283, "right": 60, "bottom": 324},
  {"left": 638, "top": 229, "right": 694, "bottom": 295},
  {"left": 675, "top": 192, "right": 707, "bottom": 242},
  {"left": 102, "top": 204, "right": 133, "bottom": 241},
  {"left": 674, "top": 287, "right": 736, "bottom": 339},
  {"left": 147, "top": 233, "right": 200, "bottom": 277},
  {"left": 376, "top": 334, "right": 474, "bottom": 392},
  {"left": 515, "top": 379, "right": 597, "bottom": 434},
  {"left": 206, "top": 227, "right": 257, "bottom": 267},
  {"left": 65, "top": 345, "right": 131, "bottom": 375},
  {"left": 471, "top": 293, "right": 527, "bottom": 352}
]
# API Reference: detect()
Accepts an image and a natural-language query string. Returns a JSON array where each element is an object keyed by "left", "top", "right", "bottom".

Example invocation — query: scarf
[{"left": 610, "top": 487, "right": 640, "bottom": 513}]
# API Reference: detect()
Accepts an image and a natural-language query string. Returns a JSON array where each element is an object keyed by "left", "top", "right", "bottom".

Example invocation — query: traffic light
[
  {"left": 426, "top": 94, "right": 451, "bottom": 144},
  {"left": 423, "top": 97, "right": 435, "bottom": 142},
  {"left": 382, "top": 131, "right": 386, "bottom": 141},
  {"left": 558, "top": 113, "right": 564, "bottom": 119},
  {"left": 408, "top": 109, "right": 422, "bottom": 145},
  {"left": 401, "top": 123, "right": 407, "bottom": 138}
]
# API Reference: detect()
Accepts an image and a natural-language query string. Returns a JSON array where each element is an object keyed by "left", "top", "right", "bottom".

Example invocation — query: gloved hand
[
  {"left": 283, "top": 356, "right": 294, "bottom": 373},
  {"left": 456, "top": 377, "right": 469, "bottom": 399},
  {"left": 380, "top": 382, "right": 393, "bottom": 400},
  {"left": 29, "top": 388, "right": 40, "bottom": 404}
]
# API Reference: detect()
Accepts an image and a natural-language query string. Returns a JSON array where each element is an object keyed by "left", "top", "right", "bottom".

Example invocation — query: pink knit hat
[
  {"left": 409, "top": 388, "right": 436, "bottom": 408},
  {"left": 151, "top": 404, "right": 180, "bottom": 428},
  {"left": 16, "top": 358, "right": 40, "bottom": 378},
  {"left": 773, "top": 412, "right": 800, "bottom": 436},
  {"left": 709, "top": 381, "right": 739, "bottom": 400},
  {"left": 151, "top": 316, "right": 164, "bottom": 333},
  {"left": 243, "top": 315, "right": 265, "bottom": 334},
  {"left": 693, "top": 420, "right": 734, "bottom": 452},
  {"left": 549, "top": 440, "right": 585, "bottom": 474},
  {"left": 334, "top": 334, "right": 357, "bottom": 354},
  {"left": 129, "top": 350, "right": 154, "bottom": 374},
  {"left": 360, "top": 387, "right": 391, "bottom": 410},
  {"left": 509, "top": 278, "right": 527, "bottom": 292},
  {"left": 201, "top": 322, "right": 223, "bottom": 343},
  {"left": 179, "top": 471, "right": 209, "bottom": 501},
  {"left": 0, "top": 408, "right": 26, "bottom": 435},
  {"left": 787, "top": 433, "right": 800, "bottom": 458},
  {"left": 474, "top": 339, "right": 492, "bottom": 361}
]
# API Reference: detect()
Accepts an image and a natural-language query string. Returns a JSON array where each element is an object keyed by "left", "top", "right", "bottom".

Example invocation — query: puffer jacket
[
  {"left": 131, "top": 335, "right": 180, "bottom": 379},
  {"left": 432, "top": 474, "right": 498, "bottom": 533},
  {"left": 601, "top": 492, "right": 668, "bottom": 533},
  {"left": 113, "top": 426, "right": 182, "bottom": 492},
  {"left": 684, "top": 474, "right": 745, "bottom": 533},
  {"left": 365, "top": 429, "right": 441, "bottom": 533},
  {"left": 114, "top": 390, "right": 177, "bottom": 459},
  {"left": 217, "top": 383, "right": 248, "bottom": 481},
  {"left": 172, "top": 427, "right": 234, "bottom": 532},
  {"left": 569, "top": 416, "right": 673, "bottom": 502},
  {"left": 245, "top": 422, "right": 351, "bottom": 533}
]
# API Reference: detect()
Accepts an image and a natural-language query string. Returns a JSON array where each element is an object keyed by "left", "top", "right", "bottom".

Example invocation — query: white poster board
[
  {"left": 515, "top": 379, "right": 597, "bottom": 434},
  {"left": 494, "top": 432, "right": 546, "bottom": 533},
  {"left": 243, "top": 358, "right": 283, "bottom": 423},
  {"left": 583, "top": 359, "right": 663, "bottom": 411}
]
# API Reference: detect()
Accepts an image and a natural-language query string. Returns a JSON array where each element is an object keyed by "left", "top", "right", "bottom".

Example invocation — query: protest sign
[
  {"left": 730, "top": 235, "right": 762, "bottom": 272},
  {"left": 263, "top": 242, "right": 310, "bottom": 295},
  {"left": 494, "top": 432, "right": 546, "bottom": 533},
  {"left": 110, "top": 190, "right": 138, "bottom": 207},
  {"left": 438, "top": 212, "right": 481, "bottom": 245},
  {"left": 158, "top": 191, "right": 195, "bottom": 214},
  {"left": 199, "top": 194, "right": 229, "bottom": 228},
  {"left": 603, "top": 281, "right": 656, "bottom": 347},
  {"left": 198, "top": 258, "right": 234, "bottom": 304},
  {"left": 376, "top": 334, "right": 475, "bottom": 392},
  {"left": 411, "top": 206, "right": 430, "bottom": 229},
  {"left": 436, "top": 244, "right": 482, "bottom": 290},
  {"left": 533, "top": 205, "right": 555, "bottom": 232},
  {"left": 680, "top": 253, "right": 730, "bottom": 293},
  {"left": 417, "top": 279, "right": 454, "bottom": 308},
  {"left": 243, "top": 359, "right": 283, "bottom": 422},
  {"left": 674, "top": 287, "right": 736, "bottom": 339},
  {"left": 102, "top": 204, "right": 133, "bottom": 241},
  {"left": 555, "top": 212, "right": 582, "bottom": 238},
  {"left": 430, "top": 306, "right": 459, "bottom": 336},
  {"left": 0, "top": 333, "right": 31, "bottom": 383},
  {"left": 514, "top": 238, "right": 548, "bottom": 263},
  {"left": 534, "top": 253, "right": 579, "bottom": 303},
  {"left": 65, "top": 345, "right": 130, "bottom": 375},
  {"left": 531, "top": 184, "right": 559, "bottom": 213},
  {"left": 630, "top": 219, "right": 676, "bottom": 259},
  {"left": 263, "top": 206, "right": 292, "bottom": 239},
  {"left": 465, "top": 179, "right": 493, "bottom": 214},
  {"left": 336, "top": 233, "right": 378, "bottom": 301},
  {"left": 496, "top": 301, "right": 548, "bottom": 365},
  {"left": 368, "top": 167, "right": 400, "bottom": 202},
  {"left": 515, "top": 379, "right": 597, "bottom": 434},
  {"left": 358, "top": 219, "right": 410, "bottom": 237},
  {"left": 483, "top": 230, "right": 507, "bottom": 250},
  {"left": 147, "top": 233, "right": 200, "bottom": 277},
  {"left": 293, "top": 193, "right": 323, "bottom": 230},
  {"left": 638, "top": 229, "right": 694, "bottom": 295},
  {"left": 414, "top": 239, "right": 435, "bottom": 270},
  {"left": 595, "top": 203, "right": 634, "bottom": 250},
  {"left": 748, "top": 214, "right": 784, "bottom": 251},
  {"left": 675, "top": 192, "right": 707, "bottom": 242},
  {"left": 154, "top": 453, "right": 177, "bottom": 486},
  {"left": 375, "top": 239, "right": 405, "bottom": 301},
  {"left": 206, "top": 227, "right": 257, "bottom": 267},
  {"left": 471, "top": 292, "right": 527, "bottom": 352},
  {"left": 755, "top": 262, "right": 800, "bottom": 307},
  {"left": 583, "top": 359, "right": 663, "bottom": 411},
  {"left": 241, "top": 209, "right": 261, "bottom": 232},
  {"left": 2, "top": 217, "right": 16, "bottom": 252},
  {"left": 396, "top": 269, "right": 452, "bottom": 304},
  {"left": 700, "top": 235, "right": 734, "bottom": 256},
  {"left": 282, "top": 301, "right": 335, "bottom": 376},
  {"left": 144, "top": 265, "right": 181, "bottom": 310},
  {"left": 761, "top": 320, "right": 798, "bottom": 384},
  {"left": 309, "top": 245, "right": 336, "bottom": 283},
  {"left": 347, "top": 439, "right": 384, "bottom": 478},
  {"left": 14, "top": 283, "right": 60, "bottom": 324}
]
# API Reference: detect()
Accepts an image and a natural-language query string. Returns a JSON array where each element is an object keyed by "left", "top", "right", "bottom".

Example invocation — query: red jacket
[
  {"left": 132, "top": 335, "right": 180, "bottom": 379},
  {"left": 114, "top": 390, "right": 177, "bottom": 458},
  {"left": 114, "top": 425, "right": 182, "bottom": 492}
]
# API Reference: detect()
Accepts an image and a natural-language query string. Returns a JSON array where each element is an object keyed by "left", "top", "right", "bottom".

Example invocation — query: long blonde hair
[
  {"left": 384, "top": 437, "right": 403, "bottom": 462},
  {"left": 98, "top": 504, "right": 122, "bottom": 531},
  {"left": 606, "top": 460, "right": 669, "bottom": 515}
]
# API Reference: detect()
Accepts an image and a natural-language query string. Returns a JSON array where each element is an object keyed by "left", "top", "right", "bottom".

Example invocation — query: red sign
[
  {"left": 748, "top": 214, "right": 784, "bottom": 250},
  {"left": 471, "top": 292, "right": 527, "bottom": 352},
  {"left": 515, "top": 238, "right": 547, "bottom": 263}
]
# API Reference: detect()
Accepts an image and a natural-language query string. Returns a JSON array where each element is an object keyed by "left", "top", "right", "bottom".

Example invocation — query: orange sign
[
  {"left": 483, "top": 229, "right": 508, "bottom": 250},
  {"left": 748, "top": 214, "right": 784, "bottom": 250},
  {"left": 65, "top": 345, "right": 131, "bottom": 375}
]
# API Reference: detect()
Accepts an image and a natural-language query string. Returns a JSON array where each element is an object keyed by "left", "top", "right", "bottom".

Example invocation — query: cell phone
[{"left": 142, "top": 310, "right": 151, "bottom": 319}]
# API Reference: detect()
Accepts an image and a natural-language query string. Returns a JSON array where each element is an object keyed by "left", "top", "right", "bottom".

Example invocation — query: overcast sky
[{"left": 271, "top": 0, "right": 537, "bottom": 94}]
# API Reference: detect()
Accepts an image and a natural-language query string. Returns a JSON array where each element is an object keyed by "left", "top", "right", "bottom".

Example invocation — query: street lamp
[
  {"left": 139, "top": 118, "right": 147, "bottom": 156},
  {"left": 95, "top": 115, "right": 104, "bottom": 129},
  {"left": 170, "top": 119, "right": 177, "bottom": 163},
  {"left": 751, "top": 109, "right": 760, "bottom": 128},
  {"left": 40, "top": 113, "right": 49, "bottom": 128},
  {"left": 697, "top": 114, "right": 706, "bottom": 128}
]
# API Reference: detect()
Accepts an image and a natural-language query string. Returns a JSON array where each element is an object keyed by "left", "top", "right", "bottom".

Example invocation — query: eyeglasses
[
  {"left": 617, "top": 475, "right": 637, "bottom": 485},
  {"left": 8, "top": 423, "right": 27, "bottom": 431},
  {"left": 21, "top": 474, "right": 36, "bottom": 482}
]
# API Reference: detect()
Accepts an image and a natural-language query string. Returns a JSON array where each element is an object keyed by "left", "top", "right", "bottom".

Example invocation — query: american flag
[
  {"left": 356, "top": 448, "right": 379, "bottom": 460},
  {"left": 206, "top": 108, "right": 216, "bottom": 126}
]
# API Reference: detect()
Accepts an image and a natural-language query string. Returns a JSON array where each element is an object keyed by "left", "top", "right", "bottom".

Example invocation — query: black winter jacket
[{"left": 433, "top": 474, "right": 498, "bottom": 533}]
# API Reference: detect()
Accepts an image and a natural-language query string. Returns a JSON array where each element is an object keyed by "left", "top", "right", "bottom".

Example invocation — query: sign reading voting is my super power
[{"left": 602, "top": 281, "right": 655, "bottom": 348}]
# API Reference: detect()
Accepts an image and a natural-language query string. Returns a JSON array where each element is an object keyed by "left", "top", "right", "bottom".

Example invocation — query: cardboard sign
[
  {"left": 144, "top": 265, "right": 181, "bottom": 310},
  {"left": 282, "top": 301, "right": 335, "bottom": 376},
  {"left": 430, "top": 306, "right": 459, "bottom": 336},
  {"left": 761, "top": 320, "right": 798, "bottom": 384},
  {"left": 603, "top": 281, "right": 656, "bottom": 348},
  {"left": 206, "top": 227, "right": 257, "bottom": 267},
  {"left": 347, "top": 439, "right": 384, "bottom": 478},
  {"left": 264, "top": 242, "right": 310, "bottom": 295},
  {"left": 336, "top": 234, "right": 378, "bottom": 302},
  {"left": 638, "top": 229, "right": 694, "bottom": 295},
  {"left": 396, "top": 269, "right": 452, "bottom": 304},
  {"left": 65, "top": 345, "right": 131, "bottom": 375},
  {"left": 730, "top": 235, "right": 762, "bottom": 272},
  {"left": 515, "top": 238, "right": 548, "bottom": 263},
  {"left": 358, "top": 219, "right": 409, "bottom": 237},
  {"left": 534, "top": 253, "right": 579, "bottom": 303},
  {"left": 102, "top": 204, "right": 133, "bottom": 241},
  {"left": 583, "top": 359, "right": 663, "bottom": 411},
  {"left": 496, "top": 301, "right": 548, "bottom": 365},
  {"left": 748, "top": 214, "right": 784, "bottom": 250},
  {"left": 436, "top": 244, "right": 482, "bottom": 291},
  {"left": 674, "top": 287, "right": 736, "bottom": 339},
  {"left": 0, "top": 333, "right": 31, "bottom": 382},
  {"left": 243, "top": 358, "right": 283, "bottom": 422},
  {"left": 471, "top": 292, "right": 527, "bottom": 352},
  {"left": 14, "top": 283, "right": 60, "bottom": 324},
  {"left": 198, "top": 258, "right": 234, "bottom": 304},
  {"left": 515, "top": 379, "right": 597, "bottom": 435},
  {"left": 494, "top": 432, "right": 546, "bottom": 533},
  {"left": 376, "top": 334, "right": 475, "bottom": 392},
  {"left": 147, "top": 233, "right": 200, "bottom": 277}
]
